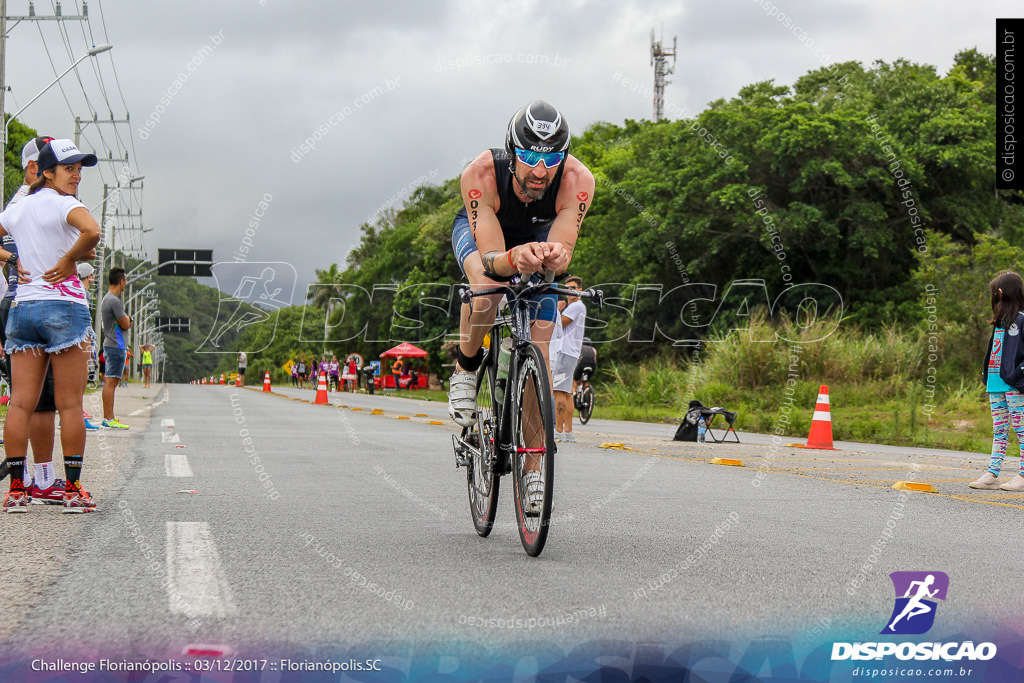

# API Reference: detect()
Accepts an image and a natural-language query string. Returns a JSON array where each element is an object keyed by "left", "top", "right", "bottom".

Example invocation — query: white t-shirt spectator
[
  {"left": 0, "top": 187, "right": 87, "bottom": 305},
  {"left": 549, "top": 308, "right": 563, "bottom": 358},
  {"left": 559, "top": 300, "right": 587, "bottom": 359},
  {"left": 7, "top": 184, "right": 29, "bottom": 207}
]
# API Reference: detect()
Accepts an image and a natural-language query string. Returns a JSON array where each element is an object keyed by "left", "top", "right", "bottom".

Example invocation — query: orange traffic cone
[
  {"left": 263, "top": 371, "right": 272, "bottom": 392},
  {"left": 314, "top": 371, "right": 329, "bottom": 404},
  {"left": 236, "top": 374, "right": 242, "bottom": 387},
  {"left": 798, "top": 385, "right": 838, "bottom": 450},
  {"left": 220, "top": 374, "right": 225, "bottom": 385}
]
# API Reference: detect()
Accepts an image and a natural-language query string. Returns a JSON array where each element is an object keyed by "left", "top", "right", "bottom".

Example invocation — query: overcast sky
[{"left": 1, "top": 0, "right": 1014, "bottom": 301}]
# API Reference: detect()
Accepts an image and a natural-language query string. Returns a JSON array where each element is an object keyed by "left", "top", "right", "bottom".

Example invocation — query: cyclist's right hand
[
  {"left": 511, "top": 243, "right": 546, "bottom": 275},
  {"left": 539, "top": 242, "right": 571, "bottom": 274}
]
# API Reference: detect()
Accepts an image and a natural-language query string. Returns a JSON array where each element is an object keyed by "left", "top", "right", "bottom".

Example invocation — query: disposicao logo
[
  {"left": 831, "top": 571, "right": 997, "bottom": 662},
  {"left": 881, "top": 571, "right": 947, "bottom": 635}
]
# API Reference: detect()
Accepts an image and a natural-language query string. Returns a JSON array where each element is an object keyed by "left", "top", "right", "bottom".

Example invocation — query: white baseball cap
[
  {"left": 77, "top": 262, "right": 95, "bottom": 279},
  {"left": 36, "top": 139, "right": 98, "bottom": 174},
  {"left": 20, "top": 136, "right": 54, "bottom": 169}
]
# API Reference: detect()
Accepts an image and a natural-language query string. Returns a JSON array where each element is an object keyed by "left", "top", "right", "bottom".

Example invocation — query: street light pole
[
  {"left": 0, "top": 43, "right": 113, "bottom": 199},
  {"left": 92, "top": 176, "right": 144, "bottom": 346}
]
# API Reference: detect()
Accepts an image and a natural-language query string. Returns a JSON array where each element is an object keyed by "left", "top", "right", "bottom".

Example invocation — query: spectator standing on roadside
[
  {"left": 101, "top": 266, "right": 131, "bottom": 430},
  {"left": 122, "top": 349, "right": 131, "bottom": 387},
  {"left": 347, "top": 355, "right": 358, "bottom": 391},
  {"left": 1, "top": 139, "right": 101, "bottom": 512},
  {"left": 971, "top": 270, "right": 1024, "bottom": 492},
  {"left": 553, "top": 276, "right": 586, "bottom": 443},
  {"left": 0, "top": 137, "right": 63, "bottom": 497},
  {"left": 392, "top": 357, "right": 403, "bottom": 391},
  {"left": 140, "top": 343, "right": 155, "bottom": 389},
  {"left": 328, "top": 355, "right": 340, "bottom": 391},
  {"left": 77, "top": 262, "right": 100, "bottom": 426},
  {"left": 1, "top": 137, "right": 101, "bottom": 505},
  {"left": 237, "top": 350, "right": 247, "bottom": 386}
]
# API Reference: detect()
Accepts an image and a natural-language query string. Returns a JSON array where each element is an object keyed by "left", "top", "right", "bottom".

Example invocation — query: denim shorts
[
  {"left": 103, "top": 346, "right": 127, "bottom": 377},
  {"left": 450, "top": 213, "right": 558, "bottom": 322},
  {"left": 4, "top": 300, "right": 93, "bottom": 354}
]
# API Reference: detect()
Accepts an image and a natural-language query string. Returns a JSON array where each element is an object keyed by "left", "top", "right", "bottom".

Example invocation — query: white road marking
[
  {"left": 161, "top": 431, "right": 181, "bottom": 443},
  {"left": 165, "top": 522, "right": 237, "bottom": 618},
  {"left": 161, "top": 419, "right": 176, "bottom": 428},
  {"left": 164, "top": 454, "right": 194, "bottom": 478}
]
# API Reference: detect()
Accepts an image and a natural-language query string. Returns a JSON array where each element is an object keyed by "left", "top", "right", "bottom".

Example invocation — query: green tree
[{"left": 4, "top": 117, "right": 40, "bottom": 203}]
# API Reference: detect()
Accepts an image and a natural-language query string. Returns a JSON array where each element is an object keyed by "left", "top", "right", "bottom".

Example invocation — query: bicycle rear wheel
[
  {"left": 578, "top": 384, "right": 594, "bottom": 424},
  {"left": 466, "top": 360, "right": 500, "bottom": 536},
  {"left": 509, "top": 343, "right": 555, "bottom": 556}
]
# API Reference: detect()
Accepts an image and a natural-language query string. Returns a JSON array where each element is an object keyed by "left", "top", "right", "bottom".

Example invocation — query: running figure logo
[
  {"left": 198, "top": 262, "right": 296, "bottom": 353},
  {"left": 881, "top": 571, "right": 949, "bottom": 635}
]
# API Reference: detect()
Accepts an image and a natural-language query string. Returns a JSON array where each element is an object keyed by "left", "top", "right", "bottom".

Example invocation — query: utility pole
[
  {"left": 0, "top": 1, "right": 90, "bottom": 200},
  {"left": 74, "top": 113, "right": 130, "bottom": 147},
  {"left": 650, "top": 28, "right": 677, "bottom": 122}
]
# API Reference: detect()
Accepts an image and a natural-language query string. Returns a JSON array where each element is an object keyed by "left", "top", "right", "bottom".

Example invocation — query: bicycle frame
[{"left": 458, "top": 274, "right": 602, "bottom": 460}]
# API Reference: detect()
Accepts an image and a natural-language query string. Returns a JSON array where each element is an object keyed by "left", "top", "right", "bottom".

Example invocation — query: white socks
[{"left": 34, "top": 462, "right": 55, "bottom": 490}]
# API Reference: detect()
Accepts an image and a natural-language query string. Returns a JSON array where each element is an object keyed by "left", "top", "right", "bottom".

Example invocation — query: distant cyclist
[
  {"left": 446, "top": 100, "right": 594, "bottom": 510},
  {"left": 575, "top": 337, "right": 597, "bottom": 387}
]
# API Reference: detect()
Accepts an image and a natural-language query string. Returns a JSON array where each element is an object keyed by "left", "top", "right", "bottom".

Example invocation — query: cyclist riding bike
[
  {"left": 575, "top": 337, "right": 597, "bottom": 387},
  {"left": 447, "top": 100, "right": 595, "bottom": 506}
]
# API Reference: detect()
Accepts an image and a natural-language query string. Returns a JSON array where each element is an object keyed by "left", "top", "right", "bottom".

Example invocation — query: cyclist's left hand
[{"left": 541, "top": 242, "right": 571, "bottom": 273}]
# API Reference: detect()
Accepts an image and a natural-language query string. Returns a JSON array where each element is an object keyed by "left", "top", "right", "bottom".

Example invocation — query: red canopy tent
[
  {"left": 379, "top": 342, "right": 429, "bottom": 389},
  {"left": 379, "top": 342, "right": 428, "bottom": 358}
]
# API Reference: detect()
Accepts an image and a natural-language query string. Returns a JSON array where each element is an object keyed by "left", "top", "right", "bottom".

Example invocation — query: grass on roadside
[{"left": 588, "top": 314, "right": 1006, "bottom": 455}]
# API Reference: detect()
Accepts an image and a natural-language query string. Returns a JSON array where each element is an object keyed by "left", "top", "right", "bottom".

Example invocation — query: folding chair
[{"left": 703, "top": 407, "right": 740, "bottom": 443}]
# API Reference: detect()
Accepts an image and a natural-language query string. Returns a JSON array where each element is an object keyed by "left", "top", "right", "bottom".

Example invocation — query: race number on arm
[
  {"left": 544, "top": 156, "right": 595, "bottom": 274},
  {"left": 460, "top": 151, "right": 515, "bottom": 278}
]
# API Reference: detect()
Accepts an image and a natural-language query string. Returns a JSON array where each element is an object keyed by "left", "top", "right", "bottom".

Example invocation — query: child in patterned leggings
[{"left": 971, "top": 271, "right": 1024, "bottom": 491}]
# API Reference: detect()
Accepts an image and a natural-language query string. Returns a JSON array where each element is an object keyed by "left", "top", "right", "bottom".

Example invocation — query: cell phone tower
[{"left": 650, "top": 28, "right": 677, "bottom": 122}]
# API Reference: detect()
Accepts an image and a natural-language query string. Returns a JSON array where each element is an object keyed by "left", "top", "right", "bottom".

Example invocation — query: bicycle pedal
[{"left": 451, "top": 435, "right": 472, "bottom": 468}]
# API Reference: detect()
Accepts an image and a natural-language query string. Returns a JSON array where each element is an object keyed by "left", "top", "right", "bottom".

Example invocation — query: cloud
[{"left": 1, "top": 0, "right": 1014, "bottom": 300}]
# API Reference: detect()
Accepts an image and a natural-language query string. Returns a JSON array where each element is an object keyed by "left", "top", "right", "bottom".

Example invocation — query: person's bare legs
[
  {"left": 102, "top": 373, "right": 119, "bottom": 420},
  {"left": 50, "top": 345, "right": 88, "bottom": 462},
  {"left": 456, "top": 252, "right": 503, "bottom": 367},
  {"left": 555, "top": 390, "right": 573, "bottom": 434},
  {"left": 29, "top": 410, "right": 55, "bottom": 468},
  {"left": 4, "top": 351, "right": 50, "bottom": 488}
]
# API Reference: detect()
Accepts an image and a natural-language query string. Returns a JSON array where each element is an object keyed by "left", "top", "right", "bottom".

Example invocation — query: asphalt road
[{"left": 1, "top": 382, "right": 1020, "bottom": 675}]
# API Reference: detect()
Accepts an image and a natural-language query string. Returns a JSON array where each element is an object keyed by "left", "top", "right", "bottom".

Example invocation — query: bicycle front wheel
[
  {"left": 579, "top": 384, "right": 594, "bottom": 424},
  {"left": 509, "top": 343, "right": 555, "bottom": 556},
  {"left": 466, "top": 361, "right": 500, "bottom": 537}
]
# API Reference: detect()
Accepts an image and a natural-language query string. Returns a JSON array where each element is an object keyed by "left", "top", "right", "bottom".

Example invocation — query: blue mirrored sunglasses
[{"left": 514, "top": 147, "right": 564, "bottom": 169}]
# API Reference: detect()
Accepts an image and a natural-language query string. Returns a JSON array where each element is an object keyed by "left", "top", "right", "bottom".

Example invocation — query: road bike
[
  {"left": 573, "top": 367, "right": 594, "bottom": 424},
  {"left": 452, "top": 273, "right": 602, "bottom": 556}
]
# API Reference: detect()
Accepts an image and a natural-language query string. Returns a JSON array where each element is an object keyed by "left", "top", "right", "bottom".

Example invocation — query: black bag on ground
[{"left": 673, "top": 400, "right": 705, "bottom": 441}]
